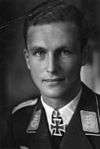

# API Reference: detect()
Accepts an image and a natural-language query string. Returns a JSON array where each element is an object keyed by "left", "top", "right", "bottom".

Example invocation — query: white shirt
[{"left": 41, "top": 88, "right": 82, "bottom": 133}]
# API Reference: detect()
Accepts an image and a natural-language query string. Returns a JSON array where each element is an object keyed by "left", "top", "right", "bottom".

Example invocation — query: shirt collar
[
  {"left": 59, "top": 88, "right": 82, "bottom": 125},
  {"left": 41, "top": 87, "right": 82, "bottom": 126}
]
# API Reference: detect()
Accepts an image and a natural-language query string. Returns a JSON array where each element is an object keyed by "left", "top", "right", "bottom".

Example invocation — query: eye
[
  {"left": 30, "top": 47, "right": 46, "bottom": 57},
  {"left": 57, "top": 47, "right": 73, "bottom": 57},
  {"left": 61, "top": 49, "right": 72, "bottom": 55}
]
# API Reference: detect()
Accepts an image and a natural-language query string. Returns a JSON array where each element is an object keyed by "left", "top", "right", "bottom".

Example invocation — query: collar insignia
[
  {"left": 80, "top": 110, "right": 100, "bottom": 133},
  {"left": 26, "top": 109, "right": 41, "bottom": 133}
]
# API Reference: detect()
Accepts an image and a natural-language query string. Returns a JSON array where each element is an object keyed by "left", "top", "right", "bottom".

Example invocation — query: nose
[{"left": 46, "top": 53, "right": 57, "bottom": 73}]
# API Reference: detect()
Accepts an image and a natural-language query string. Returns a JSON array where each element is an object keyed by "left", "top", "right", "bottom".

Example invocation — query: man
[{"left": 2, "top": 0, "right": 100, "bottom": 149}]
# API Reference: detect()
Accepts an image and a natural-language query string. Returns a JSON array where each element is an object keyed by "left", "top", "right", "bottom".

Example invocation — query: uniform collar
[{"left": 41, "top": 88, "right": 82, "bottom": 128}]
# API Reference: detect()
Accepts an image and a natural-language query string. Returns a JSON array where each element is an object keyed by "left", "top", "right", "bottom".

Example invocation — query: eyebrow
[
  {"left": 56, "top": 46, "right": 72, "bottom": 50},
  {"left": 28, "top": 45, "right": 72, "bottom": 51},
  {"left": 29, "top": 46, "right": 47, "bottom": 51}
]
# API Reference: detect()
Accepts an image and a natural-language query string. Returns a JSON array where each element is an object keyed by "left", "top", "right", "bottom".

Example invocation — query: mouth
[{"left": 43, "top": 77, "right": 65, "bottom": 83}]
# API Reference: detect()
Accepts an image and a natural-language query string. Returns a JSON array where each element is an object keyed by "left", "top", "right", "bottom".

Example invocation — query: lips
[{"left": 43, "top": 77, "right": 65, "bottom": 82}]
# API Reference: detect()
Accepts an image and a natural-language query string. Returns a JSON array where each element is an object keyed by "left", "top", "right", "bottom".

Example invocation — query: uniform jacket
[{"left": 1, "top": 83, "right": 100, "bottom": 149}]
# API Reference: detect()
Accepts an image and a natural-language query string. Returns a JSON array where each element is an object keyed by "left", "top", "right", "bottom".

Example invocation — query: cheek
[
  {"left": 29, "top": 58, "right": 43, "bottom": 81},
  {"left": 61, "top": 56, "right": 81, "bottom": 73}
]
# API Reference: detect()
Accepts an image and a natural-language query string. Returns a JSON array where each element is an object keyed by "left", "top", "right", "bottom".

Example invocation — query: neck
[{"left": 42, "top": 81, "right": 81, "bottom": 109}]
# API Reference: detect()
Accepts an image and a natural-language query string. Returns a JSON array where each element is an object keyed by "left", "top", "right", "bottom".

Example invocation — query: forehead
[{"left": 27, "top": 22, "right": 79, "bottom": 49}]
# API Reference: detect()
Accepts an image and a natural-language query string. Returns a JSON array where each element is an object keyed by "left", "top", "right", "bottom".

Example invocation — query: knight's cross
[{"left": 50, "top": 110, "right": 66, "bottom": 136}]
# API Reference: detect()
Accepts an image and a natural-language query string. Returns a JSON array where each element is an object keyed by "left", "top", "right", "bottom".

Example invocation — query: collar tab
[{"left": 26, "top": 109, "right": 41, "bottom": 133}]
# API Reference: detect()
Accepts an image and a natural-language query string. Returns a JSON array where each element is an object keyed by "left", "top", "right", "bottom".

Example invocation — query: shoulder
[
  {"left": 12, "top": 97, "right": 38, "bottom": 115},
  {"left": 10, "top": 97, "right": 40, "bottom": 128},
  {"left": 5, "top": 97, "right": 40, "bottom": 146}
]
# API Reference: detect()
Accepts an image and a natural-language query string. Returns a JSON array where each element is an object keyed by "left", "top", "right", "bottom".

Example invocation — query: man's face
[{"left": 25, "top": 22, "right": 86, "bottom": 99}]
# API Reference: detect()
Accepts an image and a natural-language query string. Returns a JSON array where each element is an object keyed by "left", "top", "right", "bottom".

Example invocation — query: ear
[
  {"left": 23, "top": 49, "right": 30, "bottom": 70},
  {"left": 81, "top": 45, "right": 88, "bottom": 66}
]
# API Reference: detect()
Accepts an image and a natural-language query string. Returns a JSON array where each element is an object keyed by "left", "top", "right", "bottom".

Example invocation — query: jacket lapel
[
  {"left": 60, "top": 106, "right": 92, "bottom": 149},
  {"left": 60, "top": 83, "right": 96, "bottom": 149},
  {"left": 26, "top": 99, "right": 52, "bottom": 149}
]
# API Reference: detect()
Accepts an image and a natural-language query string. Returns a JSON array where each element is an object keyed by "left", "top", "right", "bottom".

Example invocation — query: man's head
[
  {"left": 24, "top": 0, "right": 88, "bottom": 102},
  {"left": 24, "top": 0, "right": 88, "bottom": 49}
]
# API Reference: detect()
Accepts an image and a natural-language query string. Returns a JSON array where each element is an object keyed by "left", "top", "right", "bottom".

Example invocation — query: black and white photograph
[{"left": 0, "top": 0, "right": 100, "bottom": 149}]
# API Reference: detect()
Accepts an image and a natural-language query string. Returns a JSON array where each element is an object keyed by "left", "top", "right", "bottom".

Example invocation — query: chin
[{"left": 41, "top": 88, "right": 66, "bottom": 98}]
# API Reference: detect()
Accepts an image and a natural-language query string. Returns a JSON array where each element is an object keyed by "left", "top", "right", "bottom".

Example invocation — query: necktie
[{"left": 50, "top": 110, "right": 66, "bottom": 136}]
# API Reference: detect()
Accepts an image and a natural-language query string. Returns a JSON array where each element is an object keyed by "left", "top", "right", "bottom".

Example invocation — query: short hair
[{"left": 24, "top": 0, "right": 89, "bottom": 49}]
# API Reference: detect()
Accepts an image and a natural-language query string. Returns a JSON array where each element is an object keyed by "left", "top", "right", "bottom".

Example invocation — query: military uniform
[{"left": 2, "top": 83, "right": 100, "bottom": 149}]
